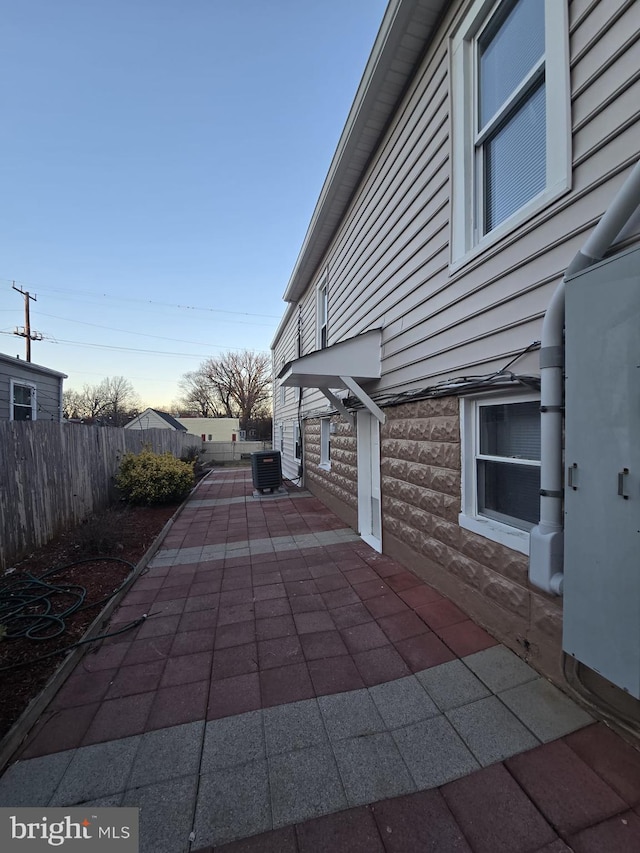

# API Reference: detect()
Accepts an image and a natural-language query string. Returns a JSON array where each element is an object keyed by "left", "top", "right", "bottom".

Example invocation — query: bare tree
[
  {"left": 103, "top": 376, "right": 141, "bottom": 426},
  {"left": 77, "top": 383, "right": 110, "bottom": 420},
  {"left": 62, "top": 388, "right": 83, "bottom": 419},
  {"left": 62, "top": 377, "right": 140, "bottom": 425},
  {"left": 178, "top": 370, "right": 217, "bottom": 417},
  {"left": 181, "top": 350, "right": 272, "bottom": 429}
]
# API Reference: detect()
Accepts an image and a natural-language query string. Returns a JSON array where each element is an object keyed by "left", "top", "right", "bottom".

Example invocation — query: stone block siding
[
  {"left": 381, "top": 398, "right": 563, "bottom": 681},
  {"left": 304, "top": 417, "right": 357, "bottom": 513},
  {"left": 301, "top": 399, "right": 564, "bottom": 681}
]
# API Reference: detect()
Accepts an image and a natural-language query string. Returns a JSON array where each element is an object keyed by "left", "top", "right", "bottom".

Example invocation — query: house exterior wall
[
  {"left": 177, "top": 418, "right": 240, "bottom": 441},
  {"left": 304, "top": 415, "right": 359, "bottom": 531},
  {"left": 273, "top": 308, "right": 305, "bottom": 483},
  {"left": 379, "top": 398, "right": 563, "bottom": 679},
  {"left": 0, "top": 355, "right": 65, "bottom": 422},
  {"left": 275, "top": 0, "right": 640, "bottom": 402},
  {"left": 272, "top": 0, "right": 640, "bottom": 684}
]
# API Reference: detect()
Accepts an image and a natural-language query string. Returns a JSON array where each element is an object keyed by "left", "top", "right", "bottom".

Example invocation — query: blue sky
[{"left": 0, "top": 0, "right": 388, "bottom": 408}]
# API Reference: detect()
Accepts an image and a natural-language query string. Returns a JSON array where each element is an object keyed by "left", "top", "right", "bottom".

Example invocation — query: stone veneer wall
[
  {"left": 380, "top": 398, "right": 565, "bottom": 683},
  {"left": 303, "top": 416, "right": 358, "bottom": 531}
]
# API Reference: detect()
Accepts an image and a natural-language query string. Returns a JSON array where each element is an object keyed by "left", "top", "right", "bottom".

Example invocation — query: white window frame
[
  {"left": 450, "top": 0, "right": 571, "bottom": 270},
  {"left": 294, "top": 422, "right": 302, "bottom": 463},
  {"left": 459, "top": 391, "right": 540, "bottom": 555},
  {"left": 316, "top": 275, "right": 328, "bottom": 350},
  {"left": 10, "top": 379, "right": 37, "bottom": 421},
  {"left": 319, "top": 417, "right": 331, "bottom": 470},
  {"left": 278, "top": 423, "right": 284, "bottom": 454}
]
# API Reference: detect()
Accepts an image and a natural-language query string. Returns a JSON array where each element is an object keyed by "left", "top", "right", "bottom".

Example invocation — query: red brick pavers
[
  {"left": 11, "top": 469, "right": 640, "bottom": 852},
  {"left": 192, "top": 721, "right": 640, "bottom": 853},
  {"left": 19, "top": 471, "right": 500, "bottom": 757}
]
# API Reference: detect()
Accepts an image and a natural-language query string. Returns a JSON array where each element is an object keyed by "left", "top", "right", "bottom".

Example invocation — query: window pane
[
  {"left": 478, "top": 459, "right": 540, "bottom": 528},
  {"left": 318, "top": 285, "right": 328, "bottom": 349},
  {"left": 320, "top": 288, "right": 327, "bottom": 324},
  {"left": 320, "top": 419, "right": 331, "bottom": 464},
  {"left": 295, "top": 425, "right": 301, "bottom": 461},
  {"left": 479, "top": 401, "right": 540, "bottom": 460},
  {"left": 13, "top": 405, "right": 32, "bottom": 420},
  {"left": 484, "top": 80, "right": 546, "bottom": 232},
  {"left": 479, "top": 0, "right": 545, "bottom": 127},
  {"left": 14, "top": 385, "right": 32, "bottom": 405}
]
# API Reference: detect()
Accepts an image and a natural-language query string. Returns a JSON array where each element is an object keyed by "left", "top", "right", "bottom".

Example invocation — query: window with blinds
[
  {"left": 450, "top": 0, "right": 571, "bottom": 266},
  {"left": 477, "top": 0, "right": 546, "bottom": 234},
  {"left": 476, "top": 399, "right": 540, "bottom": 530}
]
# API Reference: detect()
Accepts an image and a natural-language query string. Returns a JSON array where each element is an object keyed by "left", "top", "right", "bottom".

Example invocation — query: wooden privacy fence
[{"left": 0, "top": 421, "right": 201, "bottom": 571}]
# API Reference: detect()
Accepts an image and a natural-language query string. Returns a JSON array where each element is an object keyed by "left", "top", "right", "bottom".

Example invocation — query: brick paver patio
[{"left": 1, "top": 469, "right": 639, "bottom": 853}]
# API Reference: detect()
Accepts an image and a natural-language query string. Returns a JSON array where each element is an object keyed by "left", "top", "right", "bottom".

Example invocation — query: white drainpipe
[{"left": 529, "top": 159, "right": 640, "bottom": 595}]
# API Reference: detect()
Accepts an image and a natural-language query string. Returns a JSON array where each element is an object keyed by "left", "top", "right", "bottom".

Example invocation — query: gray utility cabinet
[{"left": 563, "top": 245, "right": 640, "bottom": 698}]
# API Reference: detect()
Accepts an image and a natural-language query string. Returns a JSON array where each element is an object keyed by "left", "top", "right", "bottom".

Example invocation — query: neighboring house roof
[
  {"left": 153, "top": 410, "right": 187, "bottom": 430},
  {"left": 153, "top": 409, "right": 187, "bottom": 432},
  {"left": 0, "top": 352, "right": 67, "bottom": 379},
  {"left": 278, "top": 0, "right": 448, "bottom": 316},
  {"left": 127, "top": 407, "right": 187, "bottom": 431}
]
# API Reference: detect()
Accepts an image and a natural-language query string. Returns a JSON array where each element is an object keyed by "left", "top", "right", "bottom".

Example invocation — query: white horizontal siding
[
  {"left": 272, "top": 306, "right": 314, "bottom": 479},
  {"left": 304, "top": 3, "right": 640, "bottom": 400},
  {"left": 0, "top": 367, "right": 62, "bottom": 422},
  {"left": 275, "top": 0, "right": 640, "bottom": 409}
]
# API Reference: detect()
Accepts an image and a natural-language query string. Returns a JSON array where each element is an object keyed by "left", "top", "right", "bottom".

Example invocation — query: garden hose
[{"left": 0, "top": 557, "right": 142, "bottom": 671}]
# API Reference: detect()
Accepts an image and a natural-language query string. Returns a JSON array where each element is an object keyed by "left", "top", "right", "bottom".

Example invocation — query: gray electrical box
[{"left": 563, "top": 245, "right": 640, "bottom": 698}]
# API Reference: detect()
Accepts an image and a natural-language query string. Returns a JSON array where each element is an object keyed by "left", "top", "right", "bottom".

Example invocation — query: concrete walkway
[{"left": 1, "top": 469, "right": 640, "bottom": 852}]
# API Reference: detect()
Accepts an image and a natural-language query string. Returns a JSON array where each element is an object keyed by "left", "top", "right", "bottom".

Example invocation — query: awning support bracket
[
  {"left": 319, "top": 388, "right": 354, "bottom": 426},
  {"left": 339, "top": 376, "right": 386, "bottom": 424}
]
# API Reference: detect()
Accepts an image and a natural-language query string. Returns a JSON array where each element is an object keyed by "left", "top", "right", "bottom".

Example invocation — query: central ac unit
[{"left": 251, "top": 450, "right": 283, "bottom": 493}]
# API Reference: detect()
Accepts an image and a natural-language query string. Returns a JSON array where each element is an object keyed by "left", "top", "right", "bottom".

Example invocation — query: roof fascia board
[
  {"left": 0, "top": 353, "right": 67, "bottom": 379},
  {"left": 281, "top": 0, "right": 446, "bottom": 305},
  {"left": 271, "top": 300, "right": 297, "bottom": 350},
  {"left": 282, "top": 0, "right": 404, "bottom": 304}
]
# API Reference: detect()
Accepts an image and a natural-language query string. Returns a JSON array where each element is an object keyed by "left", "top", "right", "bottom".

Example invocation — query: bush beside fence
[{"left": 0, "top": 421, "right": 201, "bottom": 571}]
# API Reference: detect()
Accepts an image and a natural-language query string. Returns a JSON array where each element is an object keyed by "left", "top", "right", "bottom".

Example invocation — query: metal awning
[{"left": 278, "top": 328, "right": 385, "bottom": 424}]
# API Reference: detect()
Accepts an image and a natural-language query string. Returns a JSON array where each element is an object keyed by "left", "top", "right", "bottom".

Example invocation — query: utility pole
[{"left": 12, "top": 281, "right": 43, "bottom": 362}]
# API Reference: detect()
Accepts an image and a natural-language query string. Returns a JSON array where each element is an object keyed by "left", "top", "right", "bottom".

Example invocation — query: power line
[
  {"left": 0, "top": 330, "right": 269, "bottom": 358},
  {"left": 36, "top": 312, "right": 270, "bottom": 345},
  {"left": 1, "top": 278, "right": 282, "bottom": 320}
]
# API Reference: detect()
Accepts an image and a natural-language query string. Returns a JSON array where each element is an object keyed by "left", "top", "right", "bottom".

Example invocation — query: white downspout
[
  {"left": 529, "top": 283, "right": 565, "bottom": 595},
  {"left": 529, "top": 159, "right": 640, "bottom": 595}
]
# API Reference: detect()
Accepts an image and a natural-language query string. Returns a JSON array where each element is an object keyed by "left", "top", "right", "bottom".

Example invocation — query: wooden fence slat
[{"left": 0, "top": 422, "right": 201, "bottom": 570}]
